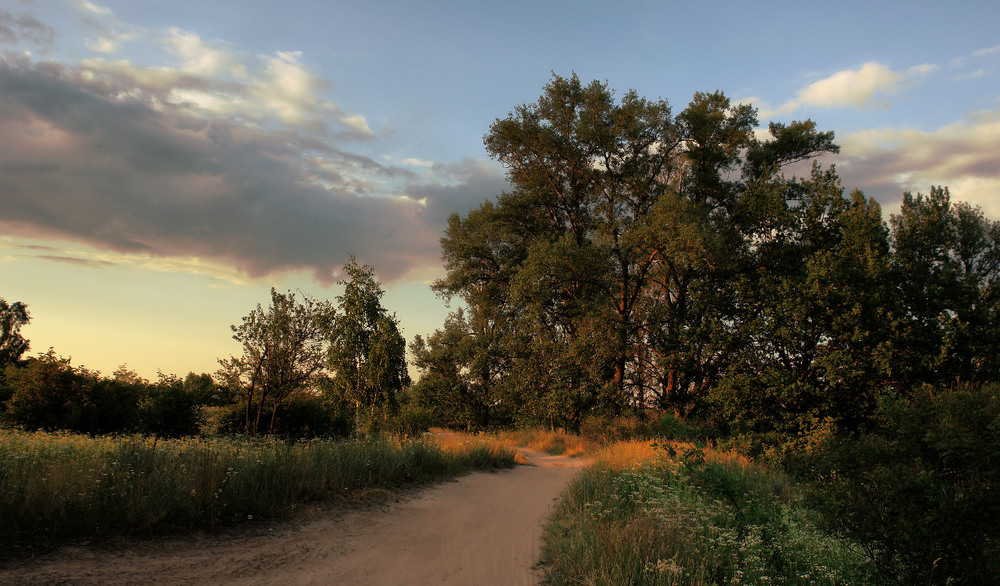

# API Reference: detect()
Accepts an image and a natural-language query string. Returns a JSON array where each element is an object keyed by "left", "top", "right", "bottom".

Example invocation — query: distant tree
[
  {"left": 327, "top": 257, "right": 410, "bottom": 432},
  {"left": 3, "top": 350, "right": 93, "bottom": 431},
  {"left": 217, "top": 289, "right": 332, "bottom": 436},
  {"left": 410, "top": 309, "right": 497, "bottom": 430},
  {"left": 137, "top": 372, "right": 202, "bottom": 437},
  {"left": 0, "top": 298, "right": 30, "bottom": 367}
]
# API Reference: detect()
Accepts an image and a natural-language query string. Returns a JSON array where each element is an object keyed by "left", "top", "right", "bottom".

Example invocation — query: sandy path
[{"left": 0, "top": 447, "right": 587, "bottom": 585}]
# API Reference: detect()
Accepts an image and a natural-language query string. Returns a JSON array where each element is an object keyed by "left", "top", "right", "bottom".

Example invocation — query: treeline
[
  {"left": 409, "top": 74, "right": 999, "bottom": 443},
  {"left": 0, "top": 257, "right": 420, "bottom": 439}
]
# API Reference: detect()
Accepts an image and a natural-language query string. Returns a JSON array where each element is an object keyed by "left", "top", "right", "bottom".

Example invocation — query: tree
[
  {"left": 0, "top": 298, "right": 30, "bottom": 367},
  {"left": 217, "top": 288, "right": 332, "bottom": 436},
  {"left": 327, "top": 257, "right": 410, "bottom": 431},
  {"left": 433, "top": 74, "right": 838, "bottom": 426},
  {"left": 710, "top": 165, "right": 895, "bottom": 440},
  {"left": 889, "top": 187, "right": 1000, "bottom": 388}
]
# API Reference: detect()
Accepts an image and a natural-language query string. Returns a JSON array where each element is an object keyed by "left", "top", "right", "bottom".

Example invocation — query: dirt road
[{"left": 0, "top": 447, "right": 587, "bottom": 585}]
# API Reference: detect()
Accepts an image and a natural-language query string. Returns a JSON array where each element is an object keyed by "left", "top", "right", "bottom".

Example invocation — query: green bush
[
  {"left": 384, "top": 401, "right": 437, "bottom": 438},
  {"left": 804, "top": 383, "right": 1000, "bottom": 585},
  {"left": 541, "top": 451, "right": 868, "bottom": 585}
]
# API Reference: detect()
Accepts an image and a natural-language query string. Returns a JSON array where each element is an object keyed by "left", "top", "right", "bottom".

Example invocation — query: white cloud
[
  {"left": 763, "top": 62, "right": 935, "bottom": 118},
  {"left": 795, "top": 63, "right": 900, "bottom": 110},
  {"left": 86, "top": 35, "right": 118, "bottom": 53},
  {"left": 402, "top": 157, "right": 435, "bottom": 167},
  {"left": 973, "top": 44, "right": 1000, "bottom": 58},
  {"left": 341, "top": 115, "right": 373, "bottom": 137},
  {"left": 251, "top": 51, "right": 325, "bottom": 126},
  {"left": 78, "top": 30, "right": 372, "bottom": 138},
  {"left": 78, "top": 1, "right": 112, "bottom": 16},
  {"left": 165, "top": 28, "right": 245, "bottom": 78}
]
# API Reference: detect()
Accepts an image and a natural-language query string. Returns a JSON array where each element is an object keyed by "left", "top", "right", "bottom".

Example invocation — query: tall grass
[
  {"left": 493, "top": 427, "right": 593, "bottom": 457},
  {"left": 540, "top": 440, "right": 871, "bottom": 585},
  {"left": 0, "top": 429, "right": 516, "bottom": 548}
]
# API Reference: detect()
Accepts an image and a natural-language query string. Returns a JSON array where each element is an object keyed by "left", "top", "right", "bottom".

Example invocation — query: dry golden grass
[
  {"left": 429, "top": 428, "right": 531, "bottom": 465},
  {"left": 492, "top": 427, "right": 594, "bottom": 457}
]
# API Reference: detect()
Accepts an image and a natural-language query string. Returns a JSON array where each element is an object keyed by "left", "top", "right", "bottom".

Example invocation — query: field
[{"left": 0, "top": 429, "right": 517, "bottom": 550}]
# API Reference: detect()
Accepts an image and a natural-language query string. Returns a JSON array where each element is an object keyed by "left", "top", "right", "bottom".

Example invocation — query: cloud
[
  {"left": 77, "top": 32, "right": 373, "bottom": 139},
  {"left": 78, "top": 1, "right": 113, "bottom": 16},
  {"left": 0, "top": 9, "right": 55, "bottom": 49},
  {"left": 972, "top": 44, "right": 1000, "bottom": 58},
  {"left": 0, "top": 54, "right": 503, "bottom": 284},
  {"left": 765, "top": 62, "right": 933, "bottom": 117},
  {"left": 36, "top": 254, "right": 114, "bottom": 267},
  {"left": 834, "top": 109, "right": 1000, "bottom": 217}
]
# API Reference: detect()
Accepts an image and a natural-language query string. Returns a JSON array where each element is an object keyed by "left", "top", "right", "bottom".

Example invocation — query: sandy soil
[{"left": 0, "top": 447, "right": 588, "bottom": 585}]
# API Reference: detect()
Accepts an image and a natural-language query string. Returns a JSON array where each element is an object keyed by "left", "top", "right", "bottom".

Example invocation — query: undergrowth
[{"left": 540, "top": 440, "right": 871, "bottom": 585}]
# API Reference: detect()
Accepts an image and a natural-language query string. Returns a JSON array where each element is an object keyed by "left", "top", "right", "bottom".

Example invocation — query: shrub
[
  {"left": 540, "top": 441, "right": 868, "bottom": 584},
  {"left": 804, "top": 383, "right": 1000, "bottom": 585},
  {"left": 384, "top": 401, "right": 437, "bottom": 438}
]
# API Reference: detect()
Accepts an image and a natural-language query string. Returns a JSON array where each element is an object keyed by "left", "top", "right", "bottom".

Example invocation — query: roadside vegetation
[
  {"left": 0, "top": 430, "right": 515, "bottom": 551},
  {"left": 541, "top": 440, "right": 870, "bottom": 585}
]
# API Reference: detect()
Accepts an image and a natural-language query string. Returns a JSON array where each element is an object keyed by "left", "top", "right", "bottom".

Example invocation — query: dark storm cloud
[{"left": 0, "top": 57, "right": 505, "bottom": 283}]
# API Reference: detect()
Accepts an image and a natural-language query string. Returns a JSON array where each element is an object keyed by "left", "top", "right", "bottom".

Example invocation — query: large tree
[
  {"left": 431, "top": 74, "right": 837, "bottom": 426},
  {"left": 217, "top": 289, "right": 332, "bottom": 436}
]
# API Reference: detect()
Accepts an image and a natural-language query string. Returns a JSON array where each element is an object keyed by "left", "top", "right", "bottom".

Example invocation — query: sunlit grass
[
  {"left": 0, "top": 429, "right": 517, "bottom": 549},
  {"left": 492, "top": 427, "right": 594, "bottom": 457},
  {"left": 540, "top": 439, "right": 870, "bottom": 585}
]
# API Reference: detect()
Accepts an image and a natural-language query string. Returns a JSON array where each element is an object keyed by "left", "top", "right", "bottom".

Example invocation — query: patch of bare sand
[{"left": 0, "top": 448, "right": 587, "bottom": 585}]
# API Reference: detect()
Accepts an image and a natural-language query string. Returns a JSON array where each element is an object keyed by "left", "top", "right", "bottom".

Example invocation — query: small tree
[
  {"left": 0, "top": 298, "right": 30, "bottom": 367},
  {"left": 217, "top": 289, "right": 332, "bottom": 436},
  {"left": 327, "top": 257, "right": 410, "bottom": 432}
]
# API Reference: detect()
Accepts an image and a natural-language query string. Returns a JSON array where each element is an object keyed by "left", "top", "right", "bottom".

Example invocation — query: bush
[
  {"left": 804, "top": 383, "right": 1000, "bottom": 585},
  {"left": 384, "top": 401, "right": 437, "bottom": 438},
  {"left": 540, "top": 442, "right": 868, "bottom": 585},
  {"left": 137, "top": 378, "right": 202, "bottom": 437}
]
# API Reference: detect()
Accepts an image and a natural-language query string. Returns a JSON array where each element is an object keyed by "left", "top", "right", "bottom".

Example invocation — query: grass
[
  {"left": 0, "top": 429, "right": 517, "bottom": 550},
  {"left": 492, "top": 427, "right": 595, "bottom": 457},
  {"left": 539, "top": 439, "right": 872, "bottom": 585}
]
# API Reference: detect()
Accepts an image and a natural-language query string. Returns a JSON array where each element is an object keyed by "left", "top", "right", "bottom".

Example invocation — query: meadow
[{"left": 0, "top": 429, "right": 516, "bottom": 550}]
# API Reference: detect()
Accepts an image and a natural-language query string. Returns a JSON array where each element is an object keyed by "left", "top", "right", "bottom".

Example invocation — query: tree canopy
[
  {"left": 217, "top": 288, "right": 332, "bottom": 436},
  {"left": 414, "top": 73, "right": 998, "bottom": 438}
]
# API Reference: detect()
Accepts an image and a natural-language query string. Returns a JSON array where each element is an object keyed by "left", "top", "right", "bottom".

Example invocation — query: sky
[{"left": 1, "top": 0, "right": 998, "bottom": 380}]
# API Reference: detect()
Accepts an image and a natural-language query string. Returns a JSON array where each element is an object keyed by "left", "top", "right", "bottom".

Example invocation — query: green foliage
[
  {"left": 802, "top": 383, "right": 1000, "bottom": 585},
  {"left": 540, "top": 449, "right": 868, "bottom": 585},
  {"left": 327, "top": 256, "right": 410, "bottom": 432},
  {"left": 0, "top": 350, "right": 139, "bottom": 434},
  {"left": 433, "top": 74, "right": 843, "bottom": 428},
  {"left": 217, "top": 288, "right": 333, "bottom": 436},
  {"left": 0, "top": 298, "right": 30, "bottom": 367},
  {"left": 889, "top": 187, "right": 1000, "bottom": 387},
  {"left": 383, "top": 398, "right": 437, "bottom": 438}
]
